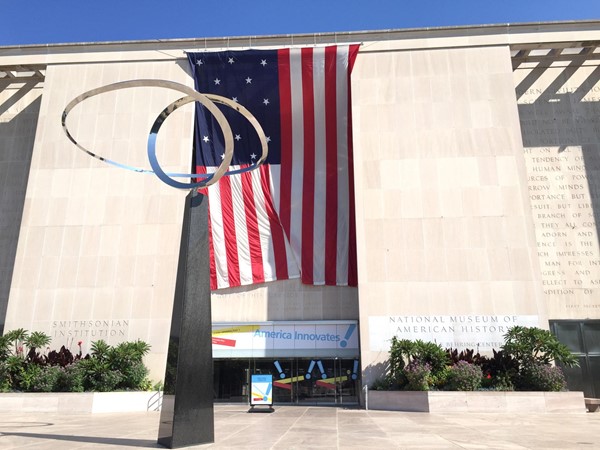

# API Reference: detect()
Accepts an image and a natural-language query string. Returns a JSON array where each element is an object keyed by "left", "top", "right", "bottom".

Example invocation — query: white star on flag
[
  {"left": 228, "top": 57, "right": 235, "bottom": 64},
  {"left": 263, "top": 98, "right": 270, "bottom": 105},
  {"left": 245, "top": 77, "right": 252, "bottom": 84},
  {"left": 232, "top": 97, "right": 238, "bottom": 102},
  {"left": 203, "top": 136, "right": 209, "bottom": 142},
  {"left": 266, "top": 136, "right": 271, "bottom": 143},
  {"left": 250, "top": 153, "right": 257, "bottom": 159},
  {"left": 235, "top": 134, "right": 241, "bottom": 141},
  {"left": 260, "top": 59, "right": 267, "bottom": 66},
  {"left": 214, "top": 78, "right": 221, "bottom": 85},
  {"left": 196, "top": 60, "right": 203, "bottom": 66},
  {"left": 220, "top": 153, "right": 225, "bottom": 160}
]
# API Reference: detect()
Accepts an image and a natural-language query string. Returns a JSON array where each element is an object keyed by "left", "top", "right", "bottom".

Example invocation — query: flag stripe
[
  {"left": 206, "top": 202, "right": 218, "bottom": 289},
  {"left": 301, "top": 47, "right": 316, "bottom": 285},
  {"left": 289, "top": 49, "right": 304, "bottom": 272},
  {"left": 324, "top": 46, "right": 339, "bottom": 285},
  {"left": 229, "top": 173, "right": 253, "bottom": 285},
  {"left": 257, "top": 165, "right": 290, "bottom": 280},
  {"left": 347, "top": 45, "right": 360, "bottom": 286},
  {"left": 312, "top": 47, "right": 327, "bottom": 285},
  {"left": 219, "top": 176, "right": 241, "bottom": 287},
  {"left": 277, "top": 48, "right": 293, "bottom": 236},
  {"left": 335, "top": 46, "right": 350, "bottom": 285},
  {"left": 205, "top": 168, "right": 229, "bottom": 289},
  {"left": 240, "top": 170, "right": 265, "bottom": 284}
]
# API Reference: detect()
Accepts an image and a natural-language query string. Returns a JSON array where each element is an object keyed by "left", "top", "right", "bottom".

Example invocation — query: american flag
[{"left": 187, "top": 45, "right": 359, "bottom": 290}]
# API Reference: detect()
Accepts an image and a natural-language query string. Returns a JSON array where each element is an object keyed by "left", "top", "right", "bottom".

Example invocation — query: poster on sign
[{"left": 250, "top": 374, "right": 273, "bottom": 406}]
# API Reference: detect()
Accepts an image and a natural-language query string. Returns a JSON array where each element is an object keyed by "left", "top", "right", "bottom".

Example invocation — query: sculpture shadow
[{"left": 0, "top": 432, "right": 160, "bottom": 448}]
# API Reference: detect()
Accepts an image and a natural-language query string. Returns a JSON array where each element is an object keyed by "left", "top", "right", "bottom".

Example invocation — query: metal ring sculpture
[{"left": 61, "top": 79, "right": 268, "bottom": 189}]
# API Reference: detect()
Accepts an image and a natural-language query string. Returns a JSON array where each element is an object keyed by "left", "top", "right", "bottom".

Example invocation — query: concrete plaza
[{"left": 0, "top": 404, "right": 599, "bottom": 449}]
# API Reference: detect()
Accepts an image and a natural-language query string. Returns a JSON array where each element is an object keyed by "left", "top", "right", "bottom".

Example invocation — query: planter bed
[
  {"left": 0, "top": 391, "right": 162, "bottom": 414},
  {"left": 368, "top": 390, "right": 586, "bottom": 413}
]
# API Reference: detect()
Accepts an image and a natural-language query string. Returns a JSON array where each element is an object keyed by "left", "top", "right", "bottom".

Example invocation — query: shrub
[
  {"left": 516, "top": 363, "right": 566, "bottom": 391},
  {"left": 30, "top": 365, "right": 63, "bottom": 392},
  {"left": 119, "top": 360, "right": 149, "bottom": 390},
  {"left": 371, "top": 377, "right": 395, "bottom": 391},
  {"left": 1, "top": 330, "right": 153, "bottom": 392},
  {"left": 404, "top": 361, "right": 432, "bottom": 391},
  {"left": 389, "top": 338, "right": 449, "bottom": 386},
  {"left": 502, "top": 326, "right": 578, "bottom": 368},
  {"left": 56, "top": 364, "right": 85, "bottom": 392},
  {"left": 491, "top": 372, "right": 515, "bottom": 391},
  {"left": 445, "top": 361, "right": 482, "bottom": 391},
  {"left": 0, "top": 363, "right": 10, "bottom": 392}
]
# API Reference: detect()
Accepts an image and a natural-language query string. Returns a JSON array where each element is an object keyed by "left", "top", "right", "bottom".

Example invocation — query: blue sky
[{"left": 1, "top": 1, "right": 599, "bottom": 46}]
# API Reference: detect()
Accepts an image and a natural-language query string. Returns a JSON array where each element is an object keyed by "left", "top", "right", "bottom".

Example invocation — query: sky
[{"left": 1, "top": 0, "right": 599, "bottom": 46}]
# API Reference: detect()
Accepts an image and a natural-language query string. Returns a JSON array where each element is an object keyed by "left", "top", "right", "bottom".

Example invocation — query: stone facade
[{"left": 0, "top": 21, "right": 599, "bottom": 385}]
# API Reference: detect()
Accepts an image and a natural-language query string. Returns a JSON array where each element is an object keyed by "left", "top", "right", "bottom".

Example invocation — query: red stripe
[
  {"left": 277, "top": 49, "right": 293, "bottom": 238},
  {"left": 240, "top": 170, "right": 265, "bottom": 284},
  {"left": 301, "top": 47, "right": 315, "bottom": 285},
  {"left": 219, "top": 176, "right": 240, "bottom": 287},
  {"left": 347, "top": 45, "right": 360, "bottom": 287},
  {"left": 260, "top": 165, "right": 289, "bottom": 280},
  {"left": 206, "top": 199, "right": 218, "bottom": 290},
  {"left": 324, "top": 46, "right": 338, "bottom": 285}
]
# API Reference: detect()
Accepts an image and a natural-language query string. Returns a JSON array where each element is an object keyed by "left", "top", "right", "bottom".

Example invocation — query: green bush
[
  {"left": 371, "top": 376, "right": 395, "bottom": 391},
  {"left": 0, "top": 363, "right": 10, "bottom": 392},
  {"left": 502, "top": 326, "right": 578, "bottom": 368},
  {"left": 119, "top": 361, "right": 149, "bottom": 390},
  {"left": 0, "top": 329, "right": 153, "bottom": 392},
  {"left": 30, "top": 366, "right": 63, "bottom": 392},
  {"left": 56, "top": 364, "right": 85, "bottom": 392},
  {"left": 516, "top": 363, "right": 566, "bottom": 391},
  {"left": 388, "top": 337, "right": 449, "bottom": 387},
  {"left": 376, "top": 328, "right": 576, "bottom": 392},
  {"left": 404, "top": 361, "right": 432, "bottom": 391},
  {"left": 445, "top": 361, "right": 482, "bottom": 391}
]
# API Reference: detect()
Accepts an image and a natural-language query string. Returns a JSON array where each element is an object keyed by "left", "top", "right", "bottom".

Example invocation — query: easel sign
[{"left": 249, "top": 374, "right": 274, "bottom": 413}]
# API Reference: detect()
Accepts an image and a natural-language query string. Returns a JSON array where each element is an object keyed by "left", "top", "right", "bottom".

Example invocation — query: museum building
[{"left": 0, "top": 20, "right": 599, "bottom": 404}]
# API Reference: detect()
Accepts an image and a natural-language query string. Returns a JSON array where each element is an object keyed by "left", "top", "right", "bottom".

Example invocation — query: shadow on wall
[
  {"left": 0, "top": 80, "right": 42, "bottom": 334},
  {"left": 514, "top": 47, "right": 600, "bottom": 397},
  {"left": 363, "top": 360, "right": 390, "bottom": 388},
  {"left": 514, "top": 49, "right": 600, "bottom": 296}
]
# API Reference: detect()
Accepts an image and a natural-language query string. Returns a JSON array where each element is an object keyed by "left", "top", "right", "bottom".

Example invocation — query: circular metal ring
[
  {"left": 62, "top": 79, "right": 238, "bottom": 189},
  {"left": 147, "top": 93, "right": 269, "bottom": 189}
]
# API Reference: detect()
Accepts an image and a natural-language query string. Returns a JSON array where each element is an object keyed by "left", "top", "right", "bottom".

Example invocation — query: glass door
[
  {"left": 294, "top": 358, "right": 359, "bottom": 405},
  {"left": 337, "top": 358, "right": 360, "bottom": 405}
]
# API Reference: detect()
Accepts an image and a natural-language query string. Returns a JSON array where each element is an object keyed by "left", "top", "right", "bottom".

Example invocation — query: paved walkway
[{"left": 0, "top": 404, "right": 599, "bottom": 449}]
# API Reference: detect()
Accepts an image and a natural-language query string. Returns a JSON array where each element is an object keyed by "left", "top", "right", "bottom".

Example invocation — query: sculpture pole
[{"left": 158, "top": 190, "right": 214, "bottom": 448}]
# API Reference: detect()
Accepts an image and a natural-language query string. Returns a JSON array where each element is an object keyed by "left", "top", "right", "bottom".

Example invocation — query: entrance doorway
[
  {"left": 550, "top": 320, "right": 600, "bottom": 397},
  {"left": 213, "top": 358, "right": 360, "bottom": 405}
]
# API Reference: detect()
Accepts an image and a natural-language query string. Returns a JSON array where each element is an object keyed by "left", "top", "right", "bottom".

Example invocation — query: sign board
[
  {"left": 250, "top": 374, "right": 273, "bottom": 406},
  {"left": 369, "top": 315, "right": 540, "bottom": 352},
  {"left": 212, "top": 321, "right": 359, "bottom": 358}
]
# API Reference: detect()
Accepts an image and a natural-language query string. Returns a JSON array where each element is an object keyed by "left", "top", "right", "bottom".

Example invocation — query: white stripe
[
  {"left": 250, "top": 168, "right": 276, "bottom": 282},
  {"left": 228, "top": 170, "right": 253, "bottom": 286},
  {"left": 336, "top": 46, "right": 350, "bottom": 285},
  {"left": 206, "top": 167, "right": 229, "bottom": 289},
  {"left": 288, "top": 49, "right": 304, "bottom": 268},
  {"left": 269, "top": 165, "right": 281, "bottom": 214},
  {"left": 312, "top": 47, "right": 327, "bottom": 285}
]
